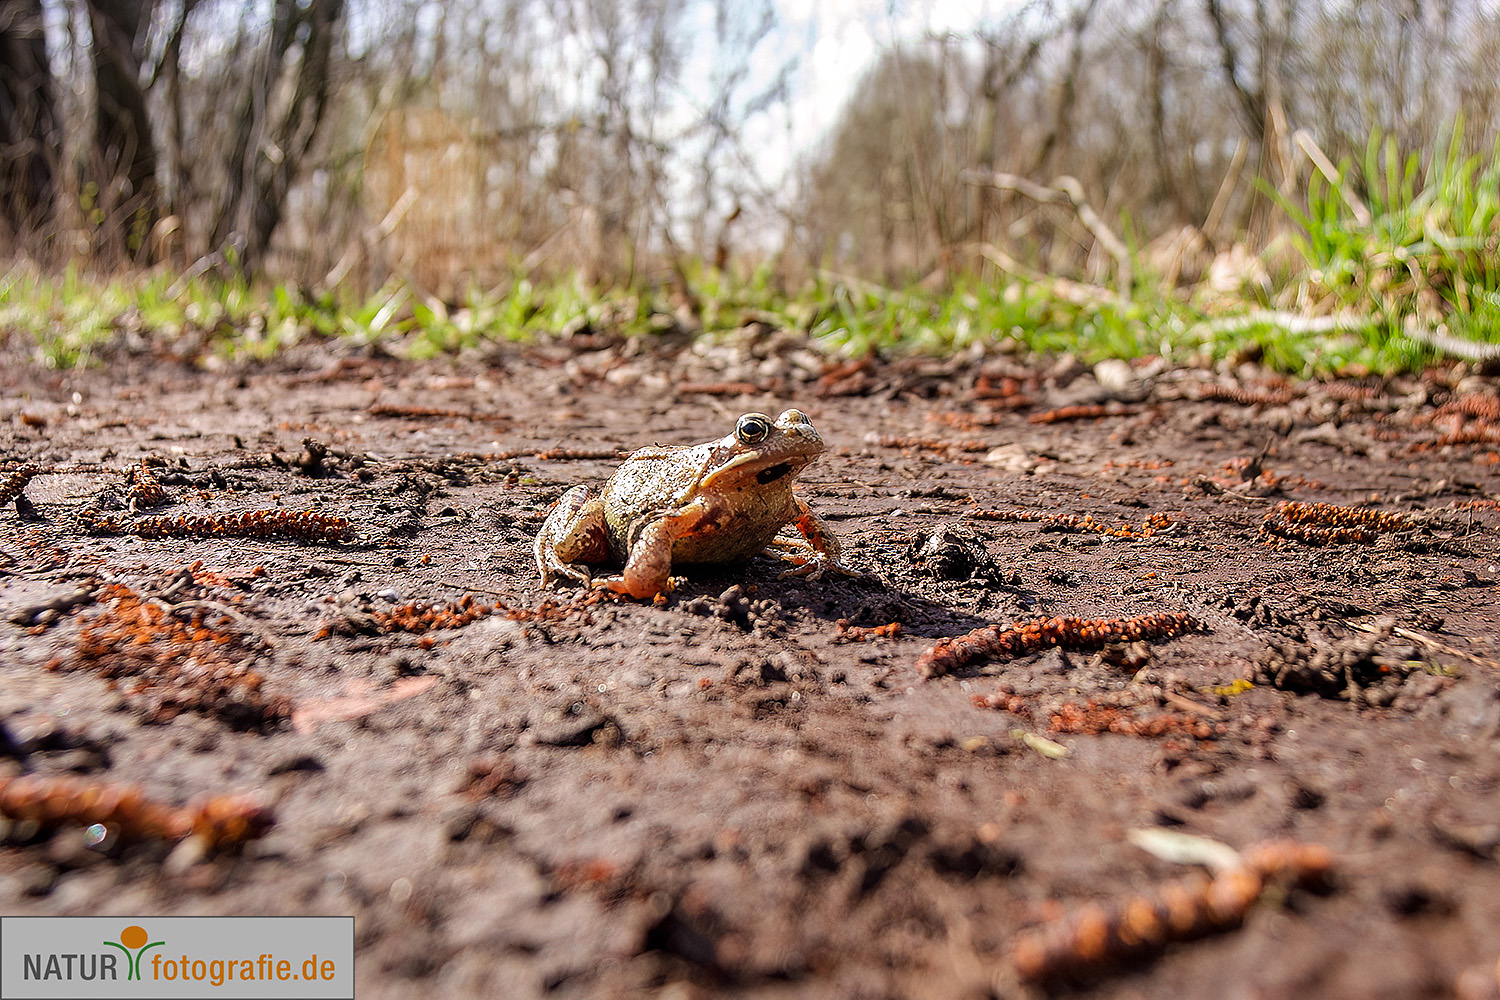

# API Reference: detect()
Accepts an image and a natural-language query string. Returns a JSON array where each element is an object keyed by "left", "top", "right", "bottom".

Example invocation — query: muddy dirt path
[{"left": 3, "top": 330, "right": 1500, "bottom": 999}]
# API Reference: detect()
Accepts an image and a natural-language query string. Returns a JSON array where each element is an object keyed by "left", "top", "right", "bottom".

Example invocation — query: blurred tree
[
  {"left": 208, "top": 0, "right": 346, "bottom": 273},
  {"left": 86, "top": 0, "right": 159, "bottom": 259},
  {"left": 0, "top": 0, "right": 56, "bottom": 242},
  {"left": 799, "top": 0, "right": 1500, "bottom": 289},
  {"left": 801, "top": 44, "right": 965, "bottom": 283},
  {"left": 6, "top": 0, "right": 1500, "bottom": 289}
]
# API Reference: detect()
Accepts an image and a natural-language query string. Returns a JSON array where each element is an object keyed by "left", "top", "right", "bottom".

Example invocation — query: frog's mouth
[
  {"left": 756, "top": 461, "right": 794, "bottom": 485},
  {"left": 701, "top": 445, "right": 812, "bottom": 489}
]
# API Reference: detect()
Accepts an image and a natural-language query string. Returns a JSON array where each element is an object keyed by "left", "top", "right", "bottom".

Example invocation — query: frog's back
[{"left": 601, "top": 444, "right": 707, "bottom": 523}]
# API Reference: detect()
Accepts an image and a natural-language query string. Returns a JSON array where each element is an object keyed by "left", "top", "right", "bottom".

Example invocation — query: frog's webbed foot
[
  {"left": 767, "top": 541, "right": 860, "bottom": 581},
  {"left": 590, "top": 572, "right": 678, "bottom": 599},
  {"left": 767, "top": 500, "right": 858, "bottom": 581},
  {"left": 770, "top": 548, "right": 832, "bottom": 579},
  {"left": 534, "top": 485, "right": 608, "bottom": 588}
]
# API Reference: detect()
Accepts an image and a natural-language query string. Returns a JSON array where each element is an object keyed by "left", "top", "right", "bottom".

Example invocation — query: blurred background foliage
[{"left": 1, "top": 0, "right": 1499, "bottom": 370}]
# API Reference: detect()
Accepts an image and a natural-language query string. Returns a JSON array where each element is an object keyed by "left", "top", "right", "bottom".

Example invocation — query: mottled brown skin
[{"left": 533, "top": 409, "right": 848, "bottom": 598}]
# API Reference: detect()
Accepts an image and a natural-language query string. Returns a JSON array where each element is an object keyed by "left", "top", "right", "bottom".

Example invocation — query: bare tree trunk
[
  {"left": 204, "top": 0, "right": 343, "bottom": 273},
  {"left": 1204, "top": 0, "right": 1267, "bottom": 144},
  {"left": 208, "top": 6, "right": 287, "bottom": 257},
  {"left": 1148, "top": 0, "right": 1195, "bottom": 222},
  {"left": 153, "top": 0, "right": 200, "bottom": 221},
  {"left": 86, "top": 0, "right": 158, "bottom": 260},
  {"left": 243, "top": 0, "right": 344, "bottom": 271},
  {"left": 1032, "top": 0, "right": 1100, "bottom": 175},
  {"left": 0, "top": 0, "right": 56, "bottom": 241}
]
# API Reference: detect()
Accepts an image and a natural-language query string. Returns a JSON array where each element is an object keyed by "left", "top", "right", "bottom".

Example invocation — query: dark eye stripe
[{"left": 756, "top": 462, "right": 792, "bottom": 485}]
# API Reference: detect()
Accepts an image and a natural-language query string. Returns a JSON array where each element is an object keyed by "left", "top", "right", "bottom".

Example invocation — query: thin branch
[
  {"left": 1401, "top": 319, "right": 1500, "bottom": 361},
  {"left": 962, "top": 169, "right": 1132, "bottom": 294},
  {"left": 1202, "top": 137, "right": 1249, "bottom": 241},
  {"left": 1191, "top": 311, "right": 1378, "bottom": 336}
]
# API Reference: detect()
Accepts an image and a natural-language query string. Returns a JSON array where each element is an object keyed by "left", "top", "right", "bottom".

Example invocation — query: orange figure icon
[{"left": 103, "top": 925, "right": 164, "bottom": 980}]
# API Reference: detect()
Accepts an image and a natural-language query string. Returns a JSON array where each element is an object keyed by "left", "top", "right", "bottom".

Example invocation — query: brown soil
[{"left": 4, "top": 330, "right": 1500, "bottom": 999}]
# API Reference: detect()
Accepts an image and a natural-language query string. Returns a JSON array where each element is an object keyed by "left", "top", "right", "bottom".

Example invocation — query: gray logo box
[{"left": 1, "top": 916, "right": 353, "bottom": 999}]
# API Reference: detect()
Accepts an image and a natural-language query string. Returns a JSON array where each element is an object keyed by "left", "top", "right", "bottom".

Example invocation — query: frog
[{"left": 533, "top": 408, "right": 849, "bottom": 599}]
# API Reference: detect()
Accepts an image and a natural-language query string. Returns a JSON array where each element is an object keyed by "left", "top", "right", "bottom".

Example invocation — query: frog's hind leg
[
  {"left": 766, "top": 499, "right": 856, "bottom": 580},
  {"left": 534, "top": 485, "right": 610, "bottom": 587}
]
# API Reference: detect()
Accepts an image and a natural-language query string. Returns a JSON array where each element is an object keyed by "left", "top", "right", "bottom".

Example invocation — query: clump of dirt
[
  {"left": 905, "top": 524, "right": 997, "bottom": 580},
  {"left": 48, "top": 580, "right": 289, "bottom": 729},
  {"left": 1253, "top": 629, "right": 1450, "bottom": 706},
  {"left": 680, "top": 584, "right": 785, "bottom": 634}
]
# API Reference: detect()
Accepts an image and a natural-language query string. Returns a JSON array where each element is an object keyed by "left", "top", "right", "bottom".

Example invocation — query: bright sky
[
  {"left": 776, "top": 0, "right": 1001, "bottom": 157},
  {"left": 719, "top": 0, "right": 1003, "bottom": 192}
]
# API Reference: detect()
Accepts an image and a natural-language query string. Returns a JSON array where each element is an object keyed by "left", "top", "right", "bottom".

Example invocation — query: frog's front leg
[
  {"left": 769, "top": 498, "right": 856, "bottom": 580},
  {"left": 534, "top": 485, "right": 610, "bottom": 587},
  {"left": 600, "top": 501, "right": 709, "bottom": 599}
]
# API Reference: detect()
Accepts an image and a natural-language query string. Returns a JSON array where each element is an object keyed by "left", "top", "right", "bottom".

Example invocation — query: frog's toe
[
  {"left": 776, "top": 554, "right": 828, "bottom": 580},
  {"left": 774, "top": 549, "right": 862, "bottom": 581},
  {"left": 766, "top": 534, "right": 857, "bottom": 579},
  {"left": 540, "top": 556, "right": 593, "bottom": 588},
  {"left": 597, "top": 573, "right": 673, "bottom": 599}
]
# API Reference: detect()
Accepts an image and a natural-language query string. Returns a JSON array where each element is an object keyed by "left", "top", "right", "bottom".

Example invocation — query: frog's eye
[{"left": 735, "top": 414, "right": 772, "bottom": 445}]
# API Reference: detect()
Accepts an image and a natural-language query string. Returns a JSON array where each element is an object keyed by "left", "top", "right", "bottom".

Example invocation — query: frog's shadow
[{"left": 667, "top": 559, "right": 999, "bottom": 640}]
